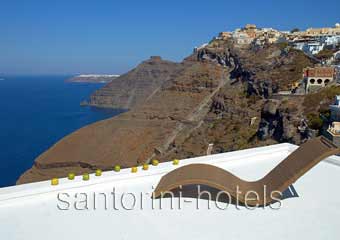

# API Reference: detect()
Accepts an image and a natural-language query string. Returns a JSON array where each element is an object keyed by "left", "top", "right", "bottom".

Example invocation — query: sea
[{"left": 0, "top": 76, "right": 124, "bottom": 188}]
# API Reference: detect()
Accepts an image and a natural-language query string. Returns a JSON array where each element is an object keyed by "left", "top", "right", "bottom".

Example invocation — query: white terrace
[{"left": 1, "top": 143, "right": 340, "bottom": 239}]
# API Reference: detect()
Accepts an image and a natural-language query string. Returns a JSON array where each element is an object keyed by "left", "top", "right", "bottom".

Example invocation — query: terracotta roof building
[
  {"left": 304, "top": 66, "right": 335, "bottom": 92},
  {"left": 304, "top": 67, "right": 335, "bottom": 78}
]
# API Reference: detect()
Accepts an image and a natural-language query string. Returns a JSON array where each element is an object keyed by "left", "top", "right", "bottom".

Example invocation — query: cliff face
[
  {"left": 195, "top": 39, "right": 314, "bottom": 96},
  {"left": 18, "top": 57, "right": 229, "bottom": 184},
  {"left": 17, "top": 37, "right": 332, "bottom": 185},
  {"left": 89, "top": 56, "right": 182, "bottom": 109}
]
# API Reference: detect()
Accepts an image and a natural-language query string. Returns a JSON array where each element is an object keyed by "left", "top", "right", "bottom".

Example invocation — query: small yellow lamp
[
  {"left": 151, "top": 159, "right": 159, "bottom": 166},
  {"left": 51, "top": 178, "right": 59, "bottom": 186},
  {"left": 114, "top": 165, "right": 121, "bottom": 172},
  {"left": 173, "top": 159, "right": 180, "bottom": 165},
  {"left": 95, "top": 169, "right": 102, "bottom": 176},
  {"left": 68, "top": 173, "right": 75, "bottom": 180},
  {"left": 83, "top": 173, "right": 90, "bottom": 181},
  {"left": 142, "top": 163, "right": 149, "bottom": 170}
]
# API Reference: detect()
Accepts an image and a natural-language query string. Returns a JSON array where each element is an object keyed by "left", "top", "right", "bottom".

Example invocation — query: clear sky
[{"left": 1, "top": 0, "right": 339, "bottom": 75}]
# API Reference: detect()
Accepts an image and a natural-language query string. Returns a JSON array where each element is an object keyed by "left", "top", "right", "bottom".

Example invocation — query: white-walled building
[
  {"left": 324, "top": 35, "right": 340, "bottom": 46},
  {"left": 293, "top": 41, "right": 325, "bottom": 55},
  {"left": 233, "top": 31, "right": 253, "bottom": 45},
  {"left": 304, "top": 66, "right": 335, "bottom": 92},
  {"left": 326, "top": 122, "right": 340, "bottom": 146}
]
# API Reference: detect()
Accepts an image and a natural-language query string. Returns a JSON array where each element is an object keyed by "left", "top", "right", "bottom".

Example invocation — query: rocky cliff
[
  {"left": 88, "top": 56, "right": 182, "bottom": 109},
  {"left": 18, "top": 57, "right": 229, "bottom": 183},
  {"left": 195, "top": 39, "right": 315, "bottom": 97},
  {"left": 17, "top": 36, "right": 336, "bottom": 184}
]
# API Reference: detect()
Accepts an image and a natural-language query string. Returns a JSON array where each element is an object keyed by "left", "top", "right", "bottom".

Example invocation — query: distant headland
[{"left": 66, "top": 74, "right": 120, "bottom": 83}]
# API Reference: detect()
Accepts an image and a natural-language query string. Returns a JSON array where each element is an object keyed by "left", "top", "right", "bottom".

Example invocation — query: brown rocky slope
[
  {"left": 89, "top": 56, "right": 182, "bottom": 109},
  {"left": 18, "top": 58, "right": 229, "bottom": 184}
]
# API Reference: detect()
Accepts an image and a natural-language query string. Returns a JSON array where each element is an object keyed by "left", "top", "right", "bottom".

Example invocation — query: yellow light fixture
[
  {"left": 151, "top": 159, "right": 159, "bottom": 166},
  {"left": 68, "top": 173, "right": 75, "bottom": 180},
  {"left": 51, "top": 178, "right": 59, "bottom": 186},
  {"left": 95, "top": 169, "right": 102, "bottom": 176},
  {"left": 142, "top": 163, "right": 149, "bottom": 170},
  {"left": 83, "top": 173, "right": 90, "bottom": 181},
  {"left": 173, "top": 159, "right": 180, "bottom": 165}
]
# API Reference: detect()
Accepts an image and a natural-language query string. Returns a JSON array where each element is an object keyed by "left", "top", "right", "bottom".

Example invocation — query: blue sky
[{"left": 1, "top": 0, "right": 339, "bottom": 75}]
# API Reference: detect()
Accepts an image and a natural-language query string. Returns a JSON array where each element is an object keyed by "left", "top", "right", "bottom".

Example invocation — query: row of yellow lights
[{"left": 51, "top": 159, "right": 180, "bottom": 186}]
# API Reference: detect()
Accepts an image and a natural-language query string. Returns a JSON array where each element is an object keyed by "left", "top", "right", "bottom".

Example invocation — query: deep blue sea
[{"left": 0, "top": 76, "right": 124, "bottom": 188}]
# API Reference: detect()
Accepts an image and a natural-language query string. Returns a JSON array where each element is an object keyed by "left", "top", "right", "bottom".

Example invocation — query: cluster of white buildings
[
  {"left": 287, "top": 24, "right": 340, "bottom": 55},
  {"left": 291, "top": 35, "right": 340, "bottom": 55},
  {"left": 218, "top": 24, "right": 286, "bottom": 47},
  {"left": 214, "top": 23, "right": 340, "bottom": 55}
]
